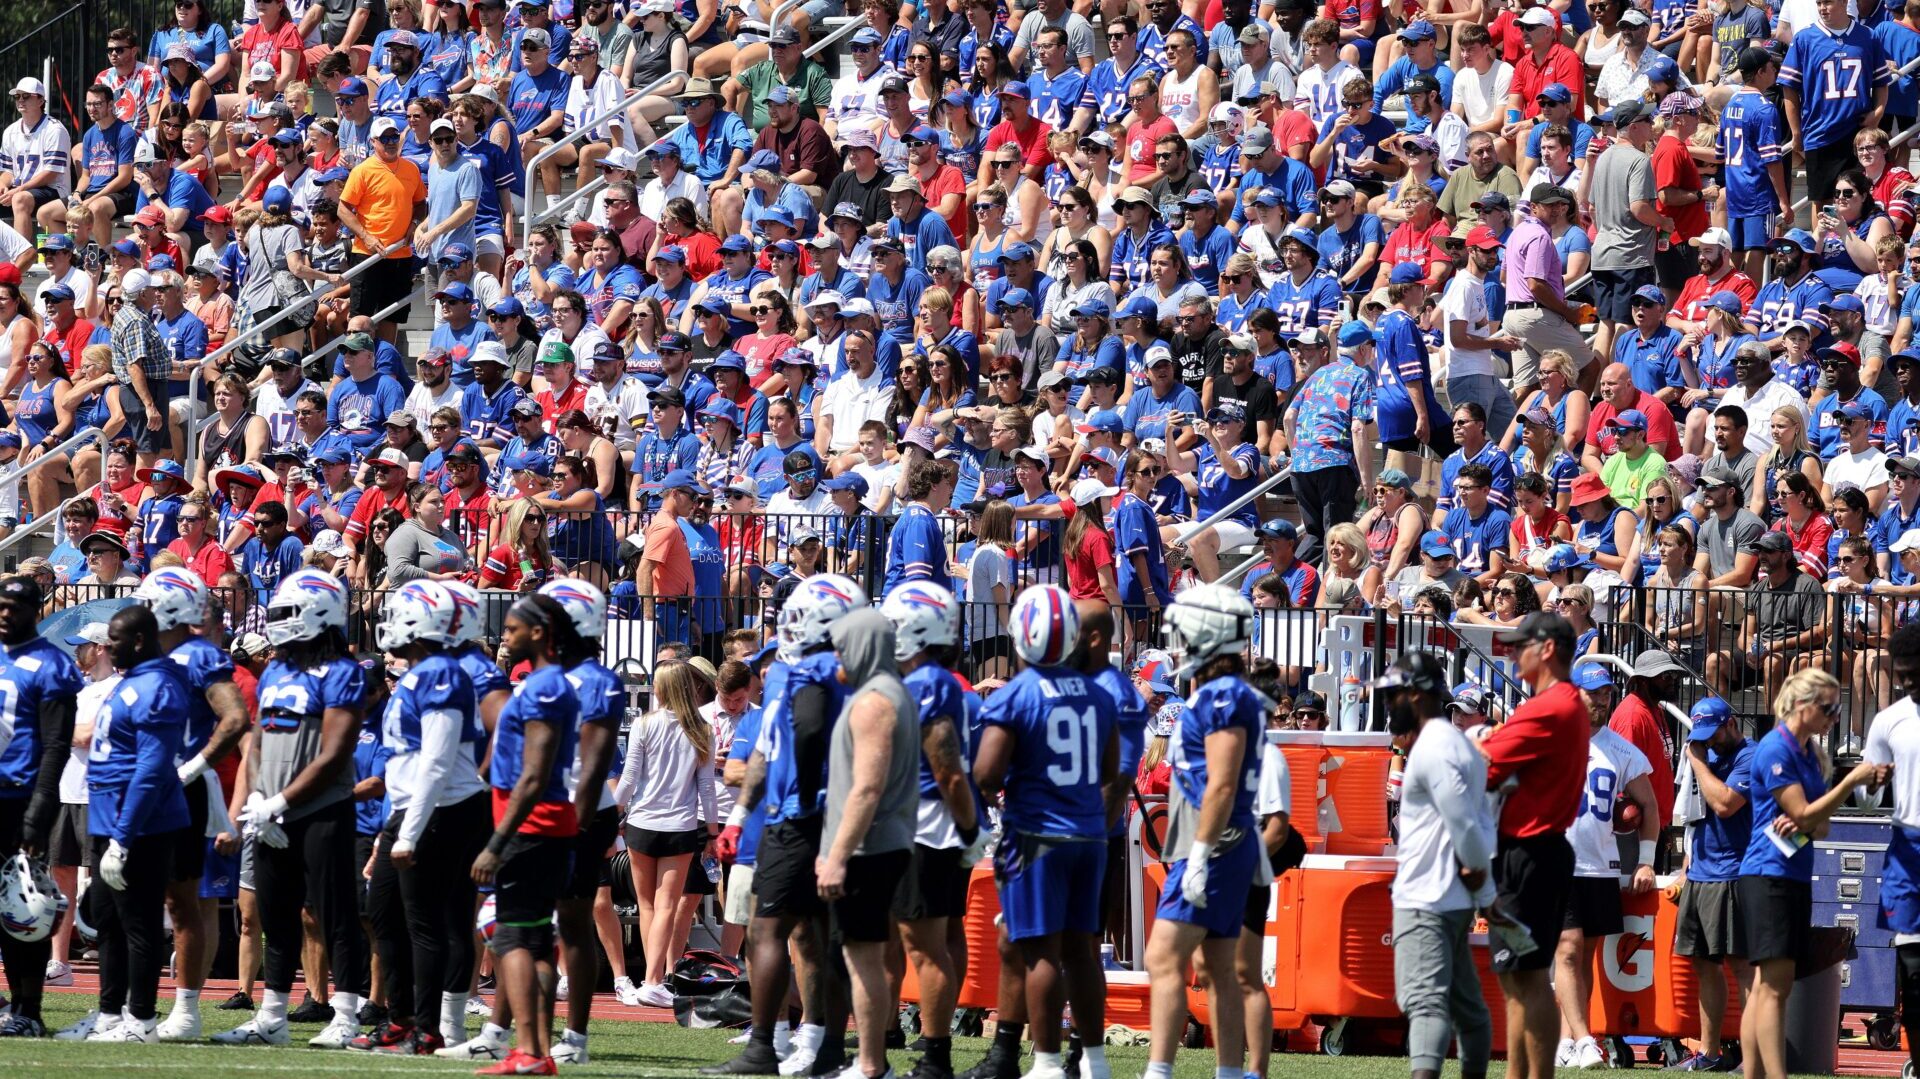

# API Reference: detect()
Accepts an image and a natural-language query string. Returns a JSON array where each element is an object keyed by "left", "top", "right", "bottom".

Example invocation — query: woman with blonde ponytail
[{"left": 612, "top": 661, "right": 717, "bottom": 1007}]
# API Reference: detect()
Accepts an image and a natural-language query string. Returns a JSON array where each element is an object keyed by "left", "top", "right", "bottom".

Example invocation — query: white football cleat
[
  {"left": 211, "top": 1018, "right": 292, "bottom": 1046},
  {"left": 436, "top": 1025, "right": 511, "bottom": 1060},
  {"left": 309, "top": 1017, "right": 360, "bottom": 1049}
]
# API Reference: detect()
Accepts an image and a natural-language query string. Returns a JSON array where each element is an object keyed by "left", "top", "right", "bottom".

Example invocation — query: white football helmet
[
  {"left": 1162, "top": 583, "right": 1255, "bottom": 678},
  {"left": 376, "top": 581, "right": 460, "bottom": 651},
  {"left": 881, "top": 581, "right": 960, "bottom": 663},
  {"left": 1008, "top": 584, "right": 1080, "bottom": 667},
  {"left": 0, "top": 852, "right": 63, "bottom": 943},
  {"left": 265, "top": 569, "right": 350, "bottom": 647},
  {"left": 440, "top": 580, "right": 486, "bottom": 645},
  {"left": 539, "top": 578, "right": 607, "bottom": 639},
  {"left": 776, "top": 573, "right": 868, "bottom": 662},
  {"left": 135, "top": 567, "right": 208, "bottom": 631}
]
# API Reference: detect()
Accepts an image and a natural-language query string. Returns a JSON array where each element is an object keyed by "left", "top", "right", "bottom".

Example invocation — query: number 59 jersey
[
  {"left": 1569, "top": 725, "right": 1651, "bottom": 879},
  {"left": 979, "top": 665, "right": 1117, "bottom": 839}
]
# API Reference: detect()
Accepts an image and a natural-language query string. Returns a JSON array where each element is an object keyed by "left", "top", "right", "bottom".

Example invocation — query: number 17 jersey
[
  {"left": 979, "top": 665, "right": 1116, "bottom": 839},
  {"left": 1717, "top": 87, "right": 1785, "bottom": 220}
]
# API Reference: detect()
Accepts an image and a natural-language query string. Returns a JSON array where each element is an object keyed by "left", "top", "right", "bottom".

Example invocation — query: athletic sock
[
  {"left": 1216, "top": 1067, "right": 1240, "bottom": 1079},
  {"left": 562, "top": 1029, "right": 587, "bottom": 1045},
  {"left": 261, "top": 989, "right": 290, "bottom": 1024},
  {"left": 992, "top": 1021, "right": 1025, "bottom": 1058},
  {"left": 172, "top": 987, "right": 200, "bottom": 1014},
  {"left": 1032, "top": 1051, "right": 1062, "bottom": 1075},
  {"left": 923, "top": 1036, "right": 952, "bottom": 1071},
  {"left": 442, "top": 993, "right": 469, "bottom": 1042},
  {"left": 332, "top": 992, "right": 363, "bottom": 1023},
  {"left": 1143, "top": 1062, "right": 1174, "bottom": 1079},
  {"left": 1080, "top": 1045, "right": 1108, "bottom": 1079}
]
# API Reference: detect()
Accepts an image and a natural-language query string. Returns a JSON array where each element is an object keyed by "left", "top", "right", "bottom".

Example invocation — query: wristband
[
  {"left": 1638, "top": 839, "right": 1657, "bottom": 866},
  {"left": 1188, "top": 839, "right": 1213, "bottom": 863},
  {"left": 725, "top": 804, "right": 748, "bottom": 828},
  {"left": 486, "top": 831, "right": 511, "bottom": 856}
]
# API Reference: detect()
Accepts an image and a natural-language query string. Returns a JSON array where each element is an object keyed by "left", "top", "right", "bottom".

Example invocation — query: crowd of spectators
[{"left": 7, "top": 0, "right": 1920, "bottom": 707}]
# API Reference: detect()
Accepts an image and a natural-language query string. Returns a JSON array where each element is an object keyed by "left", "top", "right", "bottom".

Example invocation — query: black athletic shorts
[
  {"left": 348, "top": 250, "right": 416, "bottom": 322},
  {"left": 624, "top": 822, "right": 707, "bottom": 858},
  {"left": 1592, "top": 266, "right": 1657, "bottom": 326},
  {"left": 1563, "top": 875, "right": 1625, "bottom": 937},
  {"left": 171, "top": 774, "right": 209, "bottom": 883},
  {"left": 831, "top": 849, "right": 910, "bottom": 943},
  {"left": 52, "top": 802, "right": 89, "bottom": 869},
  {"left": 563, "top": 808, "right": 621, "bottom": 902},
  {"left": 892, "top": 842, "right": 968, "bottom": 921},
  {"left": 1244, "top": 881, "right": 1271, "bottom": 934},
  {"left": 1737, "top": 874, "right": 1811, "bottom": 964},
  {"left": 495, "top": 832, "right": 573, "bottom": 925},
  {"left": 754, "top": 816, "right": 825, "bottom": 919},
  {"left": 1491, "top": 832, "right": 1574, "bottom": 973}
]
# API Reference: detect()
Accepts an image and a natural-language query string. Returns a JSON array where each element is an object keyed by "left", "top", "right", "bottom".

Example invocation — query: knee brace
[{"left": 490, "top": 921, "right": 556, "bottom": 957}]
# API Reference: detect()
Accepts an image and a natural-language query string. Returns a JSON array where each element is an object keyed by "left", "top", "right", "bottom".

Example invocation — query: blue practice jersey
[
  {"left": 0, "top": 639, "right": 84, "bottom": 793},
  {"left": 381, "top": 652, "right": 481, "bottom": 755},
  {"left": 1169, "top": 676, "right": 1265, "bottom": 832},
  {"left": 980, "top": 665, "right": 1117, "bottom": 838},
  {"left": 758, "top": 650, "right": 848, "bottom": 825},
  {"left": 885, "top": 503, "right": 951, "bottom": 594},
  {"left": 87, "top": 658, "right": 191, "bottom": 843},
  {"left": 170, "top": 635, "right": 236, "bottom": 760},
  {"left": 730, "top": 702, "right": 768, "bottom": 865},
  {"left": 565, "top": 658, "right": 627, "bottom": 805},
  {"left": 490, "top": 664, "right": 581, "bottom": 817},
  {"left": 1095, "top": 665, "right": 1148, "bottom": 838}
]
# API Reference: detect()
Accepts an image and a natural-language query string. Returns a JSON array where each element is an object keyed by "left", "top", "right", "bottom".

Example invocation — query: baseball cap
[
  {"left": 1687, "top": 698, "right": 1734, "bottom": 742},
  {"left": 1743, "top": 531, "right": 1793, "bottom": 554},
  {"left": 1571, "top": 662, "right": 1615, "bottom": 690},
  {"left": 1418, "top": 530, "right": 1454, "bottom": 559}
]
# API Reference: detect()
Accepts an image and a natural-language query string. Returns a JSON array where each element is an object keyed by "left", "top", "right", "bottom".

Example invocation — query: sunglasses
[
  {"left": 1134, "top": 467, "right": 1161, "bottom": 477},
  {"left": 1834, "top": 188, "right": 1861, "bottom": 197}
]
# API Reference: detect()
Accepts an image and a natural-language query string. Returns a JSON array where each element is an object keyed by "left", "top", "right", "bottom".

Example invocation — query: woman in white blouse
[{"left": 613, "top": 660, "right": 717, "bottom": 1008}]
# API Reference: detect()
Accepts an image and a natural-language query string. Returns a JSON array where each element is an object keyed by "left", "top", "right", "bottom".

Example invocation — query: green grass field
[{"left": 0, "top": 997, "right": 1420, "bottom": 1079}]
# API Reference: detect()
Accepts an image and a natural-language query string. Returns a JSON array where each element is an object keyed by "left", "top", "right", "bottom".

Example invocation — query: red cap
[
  {"left": 1464, "top": 225, "right": 1502, "bottom": 250},
  {"left": 133, "top": 205, "right": 166, "bottom": 227},
  {"left": 199, "top": 204, "right": 234, "bottom": 225},
  {"left": 0, "top": 264, "right": 22, "bottom": 287}
]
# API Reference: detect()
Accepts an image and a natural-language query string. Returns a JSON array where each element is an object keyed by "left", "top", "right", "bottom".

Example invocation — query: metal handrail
[
  {"left": 188, "top": 236, "right": 408, "bottom": 462},
  {"left": 0, "top": 429, "right": 108, "bottom": 563},
  {"left": 293, "top": 278, "right": 431, "bottom": 373},
  {"left": 1212, "top": 466, "right": 1297, "bottom": 587},
  {"left": 536, "top": 175, "right": 610, "bottom": 233},
  {"left": 523, "top": 75, "right": 676, "bottom": 250},
  {"left": 0, "top": 493, "right": 83, "bottom": 565},
  {"left": 804, "top": 15, "right": 866, "bottom": 58}
]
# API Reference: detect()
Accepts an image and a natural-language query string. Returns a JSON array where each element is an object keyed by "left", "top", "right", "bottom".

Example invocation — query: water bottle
[
  {"left": 1339, "top": 672, "right": 1365, "bottom": 731},
  {"left": 1100, "top": 943, "right": 1123, "bottom": 971},
  {"left": 702, "top": 853, "right": 722, "bottom": 883}
]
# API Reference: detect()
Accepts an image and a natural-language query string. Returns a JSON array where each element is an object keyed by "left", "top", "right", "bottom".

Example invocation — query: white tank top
[
  {"left": 1160, "top": 65, "right": 1206, "bottom": 134},
  {"left": 1003, "top": 174, "right": 1028, "bottom": 236},
  {"left": 0, "top": 313, "right": 23, "bottom": 380}
]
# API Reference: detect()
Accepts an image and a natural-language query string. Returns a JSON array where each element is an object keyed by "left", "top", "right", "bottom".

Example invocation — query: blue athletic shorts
[
  {"left": 1881, "top": 827, "right": 1920, "bottom": 935},
  {"left": 995, "top": 830, "right": 1107, "bottom": 941},
  {"left": 1157, "top": 834, "right": 1261, "bottom": 939},
  {"left": 1730, "top": 215, "right": 1774, "bottom": 252}
]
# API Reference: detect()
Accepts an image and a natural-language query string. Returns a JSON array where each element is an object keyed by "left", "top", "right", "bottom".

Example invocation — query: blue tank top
[
  {"left": 972, "top": 232, "right": 1006, "bottom": 293},
  {"left": 549, "top": 490, "right": 617, "bottom": 568},
  {"left": 1575, "top": 505, "right": 1627, "bottom": 558},
  {"left": 15, "top": 378, "right": 61, "bottom": 446}
]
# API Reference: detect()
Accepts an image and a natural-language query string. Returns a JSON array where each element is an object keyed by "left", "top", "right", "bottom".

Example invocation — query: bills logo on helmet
[
  {"left": 295, "top": 574, "right": 345, "bottom": 597},
  {"left": 546, "top": 583, "right": 600, "bottom": 607}
]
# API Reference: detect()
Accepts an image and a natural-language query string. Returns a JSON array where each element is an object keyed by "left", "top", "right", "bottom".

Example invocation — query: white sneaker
[
  {"left": 43, "top": 961, "right": 72, "bottom": 986},
  {"left": 466, "top": 995, "right": 494, "bottom": 1017},
  {"left": 1023, "top": 1066, "right": 1067, "bottom": 1079},
  {"left": 57, "top": 1011, "right": 101, "bottom": 1041},
  {"left": 1557, "top": 1039, "right": 1576, "bottom": 1067},
  {"left": 93, "top": 1016, "right": 156, "bottom": 1043},
  {"left": 1572, "top": 1037, "right": 1607, "bottom": 1069},
  {"left": 83, "top": 1013, "right": 125, "bottom": 1042},
  {"left": 212, "top": 1018, "right": 292, "bottom": 1046},
  {"left": 309, "top": 1017, "right": 360, "bottom": 1048},
  {"left": 636, "top": 982, "right": 673, "bottom": 1008},
  {"left": 555, "top": 976, "right": 570, "bottom": 1002},
  {"left": 779, "top": 1041, "right": 819, "bottom": 1076},
  {"left": 775, "top": 1023, "right": 793, "bottom": 1059},
  {"left": 156, "top": 1008, "right": 203, "bottom": 1042},
  {"left": 614, "top": 977, "right": 643, "bottom": 1007},
  {"left": 730, "top": 1030, "right": 754, "bottom": 1045},
  {"left": 552, "top": 1036, "right": 589, "bottom": 1064},
  {"left": 437, "top": 1026, "right": 511, "bottom": 1059}
]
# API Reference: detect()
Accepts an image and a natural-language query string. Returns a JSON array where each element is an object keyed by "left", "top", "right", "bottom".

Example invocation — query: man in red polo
[{"left": 1480, "top": 611, "right": 1590, "bottom": 1079}]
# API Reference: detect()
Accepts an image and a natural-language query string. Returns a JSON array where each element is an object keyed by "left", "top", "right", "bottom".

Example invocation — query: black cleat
[
  {"left": 700, "top": 1046, "right": 783, "bottom": 1075},
  {"left": 955, "top": 1050, "right": 1022, "bottom": 1079},
  {"left": 287, "top": 998, "right": 332, "bottom": 1024},
  {"left": 218, "top": 992, "right": 255, "bottom": 1012}
]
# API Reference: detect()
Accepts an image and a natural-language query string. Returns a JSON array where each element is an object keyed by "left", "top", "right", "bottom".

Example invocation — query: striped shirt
[{"left": 0, "top": 115, "right": 71, "bottom": 197}]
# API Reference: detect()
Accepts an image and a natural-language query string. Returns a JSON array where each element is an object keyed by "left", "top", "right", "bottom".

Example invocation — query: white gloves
[
  {"left": 1181, "top": 841, "right": 1212, "bottom": 908},
  {"left": 100, "top": 840, "right": 128, "bottom": 891},
  {"left": 239, "top": 792, "right": 291, "bottom": 849},
  {"left": 389, "top": 838, "right": 414, "bottom": 860},
  {"left": 176, "top": 754, "right": 209, "bottom": 786}
]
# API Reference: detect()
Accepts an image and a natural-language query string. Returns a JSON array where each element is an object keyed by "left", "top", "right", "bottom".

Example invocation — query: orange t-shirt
[
  {"left": 339, "top": 155, "right": 427, "bottom": 257},
  {"left": 643, "top": 514, "right": 694, "bottom": 598}
]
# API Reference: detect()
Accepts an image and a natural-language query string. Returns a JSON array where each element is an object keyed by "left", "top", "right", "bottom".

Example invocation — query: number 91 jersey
[
  {"left": 1569, "top": 726, "right": 1651, "bottom": 879},
  {"left": 979, "top": 665, "right": 1117, "bottom": 839}
]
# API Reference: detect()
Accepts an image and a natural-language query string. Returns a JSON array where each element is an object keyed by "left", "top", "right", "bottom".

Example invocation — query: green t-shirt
[
  {"left": 734, "top": 60, "right": 833, "bottom": 131},
  {"left": 1600, "top": 446, "right": 1669, "bottom": 511}
]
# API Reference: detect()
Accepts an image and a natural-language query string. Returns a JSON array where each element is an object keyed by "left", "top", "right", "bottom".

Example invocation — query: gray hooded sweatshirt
[{"left": 824, "top": 608, "right": 920, "bottom": 858}]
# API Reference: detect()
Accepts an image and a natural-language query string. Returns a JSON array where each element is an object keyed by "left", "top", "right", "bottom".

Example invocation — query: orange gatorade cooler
[
  {"left": 1320, "top": 732, "right": 1393, "bottom": 855},
  {"left": 1266, "top": 731, "right": 1327, "bottom": 852},
  {"left": 1186, "top": 875, "right": 1308, "bottom": 1034},
  {"left": 955, "top": 865, "right": 1002, "bottom": 1010},
  {"left": 1291, "top": 855, "right": 1401, "bottom": 1018},
  {"left": 1586, "top": 887, "right": 1663, "bottom": 1037},
  {"left": 1649, "top": 881, "right": 1743, "bottom": 1037}
]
